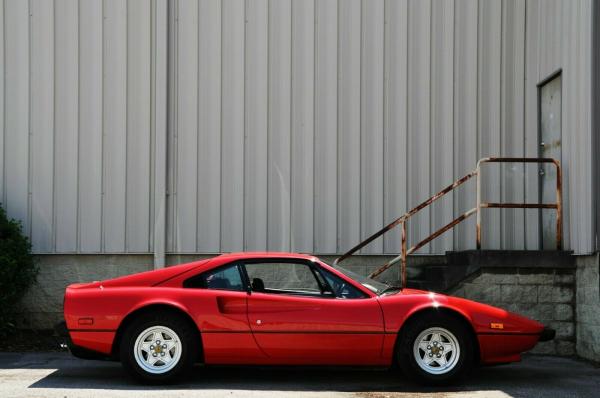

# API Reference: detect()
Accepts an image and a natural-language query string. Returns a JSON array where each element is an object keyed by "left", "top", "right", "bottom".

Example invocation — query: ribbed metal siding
[
  {"left": 1, "top": 0, "right": 158, "bottom": 253},
  {"left": 0, "top": 0, "right": 594, "bottom": 255}
]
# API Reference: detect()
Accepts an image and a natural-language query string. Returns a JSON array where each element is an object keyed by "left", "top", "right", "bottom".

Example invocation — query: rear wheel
[
  {"left": 120, "top": 311, "right": 198, "bottom": 383},
  {"left": 397, "top": 313, "right": 474, "bottom": 385}
]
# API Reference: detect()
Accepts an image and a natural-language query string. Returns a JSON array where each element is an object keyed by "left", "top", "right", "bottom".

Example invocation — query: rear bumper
[
  {"left": 539, "top": 327, "right": 556, "bottom": 342},
  {"left": 54, "top": 321, "right": 111, "bottom": 360}
]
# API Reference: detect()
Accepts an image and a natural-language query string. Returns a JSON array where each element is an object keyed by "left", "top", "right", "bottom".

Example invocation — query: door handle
[{"left": 539, "top": 168, "right": 545, "bottom": 176}]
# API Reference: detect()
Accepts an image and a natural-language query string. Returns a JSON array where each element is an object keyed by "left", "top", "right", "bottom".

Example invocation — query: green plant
[{"left": 0, "top": 205, "right": 37, "bottom": 334}]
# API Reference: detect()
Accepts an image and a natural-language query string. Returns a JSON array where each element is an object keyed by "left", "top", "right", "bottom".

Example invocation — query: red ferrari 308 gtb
[{"left": 58, "top": 252, "right": 554, "bottom": 385}]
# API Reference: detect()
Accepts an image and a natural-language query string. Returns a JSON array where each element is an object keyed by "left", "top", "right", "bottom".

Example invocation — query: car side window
[
  {"left": 245, "top": 262, "right": 325, "bottom": 297},
  {"left": 320, "top": 269, "right": 367, "bottom": 299},
  {"left": 183, "top": 263, "right": 244, "bottom": 291}
]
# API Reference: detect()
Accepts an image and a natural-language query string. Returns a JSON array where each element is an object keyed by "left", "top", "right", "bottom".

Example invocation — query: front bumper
[
  {"left": 539, "top": 327, "right": 556, "bottom": 342},
  {"left": 478, "top": 327, "right": 556, "bottom": 365}
]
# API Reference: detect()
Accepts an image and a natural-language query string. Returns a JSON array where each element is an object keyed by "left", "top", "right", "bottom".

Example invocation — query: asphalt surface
[{"left": 0, "top": 352, "right": 599, "bottom": 398}]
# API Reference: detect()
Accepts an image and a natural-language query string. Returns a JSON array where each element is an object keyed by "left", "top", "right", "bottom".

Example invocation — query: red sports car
[{"left": 58, "top": 252, "right": 554, "bottom": 385}]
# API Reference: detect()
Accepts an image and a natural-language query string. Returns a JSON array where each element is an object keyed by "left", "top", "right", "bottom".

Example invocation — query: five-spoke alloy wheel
[
  {"left": 413, "top": 327, "right": 460, "bottom": 375},
  {"left": 120, "top": 311, "right": 198, "bottom": 383},
  {"left": 398, "top": 312, "right": 474, "bottom": 385},
  {"left": 134, "top": 326, "right": 182, "bottom": 375}
]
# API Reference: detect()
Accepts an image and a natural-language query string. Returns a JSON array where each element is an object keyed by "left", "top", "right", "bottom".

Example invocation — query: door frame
[
  {"left": 537, "top": 69, "right": 562, "bottom": 249},
  {"left": 238, "top": 257, "right": 374, "bottom": 299}
]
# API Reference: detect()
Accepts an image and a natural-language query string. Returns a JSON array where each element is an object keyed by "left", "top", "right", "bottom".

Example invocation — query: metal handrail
[
  {"left": 333, "top": 157, "right": 563, "bottom": 288},
  {"left": 475, "top": 157, "right": 562, "bottom": 250}
]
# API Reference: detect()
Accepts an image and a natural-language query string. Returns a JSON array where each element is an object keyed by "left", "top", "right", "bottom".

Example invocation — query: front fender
[{"left": 378, "top": 291, "right": 474, "bottom": 333}]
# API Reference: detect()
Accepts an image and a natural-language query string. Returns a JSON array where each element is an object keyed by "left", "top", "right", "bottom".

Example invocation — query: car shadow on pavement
[{"left": 7, "top": 352, "right": 599, "bottom": 397}]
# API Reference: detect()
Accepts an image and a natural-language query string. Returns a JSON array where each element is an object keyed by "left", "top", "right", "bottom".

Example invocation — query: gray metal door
[{"left": 539, "top": 74, "right": 562, "bottom": 249}]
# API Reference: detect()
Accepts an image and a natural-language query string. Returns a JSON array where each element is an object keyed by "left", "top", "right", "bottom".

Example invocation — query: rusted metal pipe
[
  {"left": 341, "top": 157, "right": 563, "bottom": 286},
  {"left": 404, "top": 170, "right": 478, "bottom": 220},
  {"left": 367, "top": 221, "right": 407, "bottom": 281},
  {"left": 336, "top": 170, "right": 477, "bottom": 267},
  {"left": 401, "top": 221, "right": 407, "bottom": 287},
  {"left": 555, "top": 160, "right": 563, "bottom": 250},
  {"left": 476, "top": 163, "right": 482, "bottom": 249},
  {"left": 476, "top": 157, "right": 562, "bottom": 250},
  {"left": 334, "top": 216, "right": 405, "bottom": 266},
  {"left": 408, "top": 208, "right": 477, "bottom": 255},
  {"left": 480, "top": 203, "right": 558, "bottom": 209},
  {"left": 368, "top": 253, "right": 403, "bottom": 279},
  {"left": 479, "top": 157, "right": 558, "bottom": 164}
]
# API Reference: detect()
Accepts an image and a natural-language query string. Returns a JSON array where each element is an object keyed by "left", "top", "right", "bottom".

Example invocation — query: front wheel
[
  {"left": 397, "top": 313, "right": 474, "bottom": 385},
  {"left": 120, "top": 312, "right": 198, "bottom": 383}
]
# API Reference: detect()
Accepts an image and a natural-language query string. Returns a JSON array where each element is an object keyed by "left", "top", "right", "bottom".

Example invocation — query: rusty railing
[{"left": 333, "top": 157, "right": 563, "bottom": 288}]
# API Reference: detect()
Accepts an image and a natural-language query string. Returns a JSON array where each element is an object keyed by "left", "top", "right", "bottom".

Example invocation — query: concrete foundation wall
[
  {"left": 18, "top": 254, "right": 215, "bottom": 329},
  {"left": 576, "top": 253, "right": 600, "bottom": 362},
  {"left": 18, "top": 255, "right": 153, "bottom": 329}
]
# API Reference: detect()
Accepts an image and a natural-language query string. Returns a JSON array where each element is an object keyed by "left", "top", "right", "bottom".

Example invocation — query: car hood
[{"left": 381, "top": 289, "right": 545, "bottom": 335}]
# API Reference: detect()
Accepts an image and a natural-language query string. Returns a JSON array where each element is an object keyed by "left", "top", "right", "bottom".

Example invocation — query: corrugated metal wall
[
  {"left": 0, "top": 0, "right": 594, "bottom": 256},
  {"left": 1, "top": 0, "right": 162, "bottom": 254}
]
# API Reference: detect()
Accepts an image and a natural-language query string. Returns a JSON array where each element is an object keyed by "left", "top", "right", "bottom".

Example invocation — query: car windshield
[{"left": 324, "top": 262, "right": 391, "bottom": 295}]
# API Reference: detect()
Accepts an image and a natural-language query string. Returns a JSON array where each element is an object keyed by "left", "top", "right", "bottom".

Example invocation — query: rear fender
[{"left": 111, "top": 300, "right": 201, "bottom": 360}]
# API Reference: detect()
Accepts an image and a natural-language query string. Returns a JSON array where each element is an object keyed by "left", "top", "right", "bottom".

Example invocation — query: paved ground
[{"left": 0, "top": 352, "right": 599, "bottom": 398}]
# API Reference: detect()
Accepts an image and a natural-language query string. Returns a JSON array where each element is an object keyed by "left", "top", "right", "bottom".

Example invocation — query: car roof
[{"left": 215, "top": 251, "right": 318, "bottom": 261}]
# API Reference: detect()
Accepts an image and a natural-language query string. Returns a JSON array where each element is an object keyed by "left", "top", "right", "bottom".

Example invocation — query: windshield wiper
[{"left": 379, "top": 285, "right": 402, "bottom": 295}]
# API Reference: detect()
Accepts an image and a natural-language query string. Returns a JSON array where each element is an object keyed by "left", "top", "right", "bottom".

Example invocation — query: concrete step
[
  {"left": 323, "top": 250, "right": 575, "bottom": 293},
  {"left": 404, "top": 250, "right": 575, "bottom": 293}
]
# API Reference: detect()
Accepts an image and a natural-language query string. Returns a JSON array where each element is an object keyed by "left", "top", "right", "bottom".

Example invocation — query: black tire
[
  {"left": 397, "top": 312, "right": 474, "bottom": 385},
  {"left": 119, "top": 311, "right": 199, "bottom": 383}
]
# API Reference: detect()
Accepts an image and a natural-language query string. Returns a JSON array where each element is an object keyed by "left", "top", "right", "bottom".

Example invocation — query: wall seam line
[
  {"left": 428, "top": 0, "right": 432, "bottom": 254},
  {"left": 124, "top": 0, "right": 129, "bottom": 253},
  {"left": 499, "top": 0, "right": 504, "bottom": 249},
  {"left": 27, "top": 0, "right": 32, "bottom": 241},
  {"left": 242, "top": 0, "right": 247, "bottom": 251},
  {"left": 289, "top": 1, "right": 293, "bottom": 252},
  {"left": 266, "top": 0, "right": 270, "bottom": 251},
  {"left": 312, "top": 0, "right": 317, "bottom": 253},
  {"left": 382, "top": 0, "right": 387, "bottom": 254},
  {"left": 76, "top": 0, "right": 81, "bottom": 253},
  {"left": 100, "top": 0, "right": 105, "bottom": 253},
  {"left": 52, "top": 0, "right": 57, "bottom": 252},
  {"left": 523, "top": 0, "right": 528, "bottom": 249},
  {"left": 218, "top": 0, "right": 222, "bottom": 252},
  {"left": 242, "top": 0, "right": 247, "bottom": 252},
  {"left": 195, "top": 0, "right": 200, "bottom": 252},
  {"left": 359, "top": 0, "right": 363, "bottom": 254},
  {"left": 405, "top": 0, "right": 409, "bottom": 250},
  {"left": 1, "top": 0, "right": 5, "bottom": 208}
]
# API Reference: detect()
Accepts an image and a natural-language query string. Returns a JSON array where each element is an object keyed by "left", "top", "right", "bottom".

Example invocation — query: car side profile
[{"left": 58, "top": 252, "right": 554, "bottom": 385}]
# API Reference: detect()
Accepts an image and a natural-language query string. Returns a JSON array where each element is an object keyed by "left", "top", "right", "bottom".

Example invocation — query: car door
[
  {"left": 180, "top": 262, "right": 265, "bottom": 364},
  {"left": 243, "top": 259, "right": 385, "bottom": 365}
]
